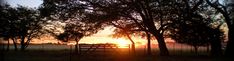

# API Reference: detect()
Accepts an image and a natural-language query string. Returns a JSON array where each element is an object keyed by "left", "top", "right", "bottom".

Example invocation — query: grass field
[{"left": 1, "top": 44, "right": 233, "bottom": 61}]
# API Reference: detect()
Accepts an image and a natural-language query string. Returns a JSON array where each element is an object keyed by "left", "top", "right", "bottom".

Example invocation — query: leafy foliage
[
  {"left": 169, "top": 19, "right": 223, "bottom": 46},
  {"left": 40, "top": 0, "right": 105, "bottom": 38},
  {"left": 56, "top": 24, "right": 84, "bottom": 42},
  {"left": 0, "top": 5, "right": 47, "bottom": 50}
]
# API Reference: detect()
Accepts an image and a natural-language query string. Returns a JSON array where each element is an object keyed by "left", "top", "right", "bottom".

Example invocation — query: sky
[
  {"left": 3, "top": 0, "right": 43, "bottom": 8},
  {"left": 2, "top": 0, "right": 217, "bottom": 45},
  {"left": 2, "top": 0, "right": 148, "bottom": 45},
  {"left": 1, "top": 0, "right": 182, "bottom": 47},
  {"left": 3, "top": 0, "right": 225, "bottom": 7}
]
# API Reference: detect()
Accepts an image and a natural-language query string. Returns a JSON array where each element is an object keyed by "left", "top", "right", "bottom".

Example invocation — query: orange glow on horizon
[
  {"left": 0, "top": 27, "right": 176, "bottom": 48},
  {"left": 116, "top": 38, "right": 130, "bottom": 48}
]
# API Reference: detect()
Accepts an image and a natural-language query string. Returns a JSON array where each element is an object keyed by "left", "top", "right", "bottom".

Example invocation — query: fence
[{"left": 78, "top": 44, "right": 130, "bottom": 55}]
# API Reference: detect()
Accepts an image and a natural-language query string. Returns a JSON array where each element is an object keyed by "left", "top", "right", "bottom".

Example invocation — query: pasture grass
[{"left": 3, "top": 49, "right": 233, "bottom": 61}]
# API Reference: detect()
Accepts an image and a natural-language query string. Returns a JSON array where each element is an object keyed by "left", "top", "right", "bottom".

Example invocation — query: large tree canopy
[
  {"left": 0, "top": 5, "right": 47, "bottom": 50},
  {"left": 2, "top": 0, "right": 229, "bottom": 56},
  {"left": 40, "top": 0, "right": 105, "bottom": 35},
  {"left": 169, "top": 15, "right": 224, "bottom": 55},
  {"left": 41, "top": 0, "right": 228, "bottom": 56}
]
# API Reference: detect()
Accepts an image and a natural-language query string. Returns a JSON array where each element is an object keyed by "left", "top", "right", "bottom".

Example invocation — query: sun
[{"left": 116, "top": 39, "right": 129, "bottom": 48}]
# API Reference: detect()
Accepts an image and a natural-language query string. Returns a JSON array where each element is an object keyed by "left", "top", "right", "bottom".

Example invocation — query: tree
[
  {"left": 16, "top": 6, "right": 46, "bottom": 51},
  {"left": 111, "top": 20, "right": 155, "bottom": 56},
  {"left": 166, "top": 0, "right": 225, "bottom": 56},
  {"left": 0, "top": 5, "right": 10, "bottom": 51},
  {"left": 111, "top": 22, "right": 136, "bottom": 55},
  {"left": 40, "top": 0, "right": 192, "bottom": 56},
  {"left": 39, "top": 0, "right": 231, "bottom": 56},
  {"left": 204, "top": 0, "right": 234, "bottom": 56},
  {"left": 56, "top": 24, "right": 84, "bottom": 53},
  {"left": 0, "top": 3, "right": 7, "bottom": 61},
  {"left": 40, "top": 0, "right": 156, "bottom": 55},
  {"left": 169, "top": 18, "right": 224, "bottom": 55},
  {"left": 77, "top": 0, "right": 186, "bottom": 56},
  {"left": 40, "top": 0, "right": 105, "bottom": 54},
  {"left": 0, "top": 5, "right": 47, "bottom": 51},
  {"left": 0, "top": 5, "right": 21, "bottom": 51}
]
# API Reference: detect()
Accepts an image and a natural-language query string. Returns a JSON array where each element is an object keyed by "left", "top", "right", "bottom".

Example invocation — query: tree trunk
[
  {"left": 142, "top": 20, "right": 169, "bottom": 56},
  {"left": 194, "top": 46, "right": 198, "bottom": 55},
  {"left": 20, "top": 44, "right": 26, "bottom": 51},
  {"left": 210, "top": 37, "right": 222, "bottom": 56},
  {"left": 225, "top": 26, "right": 234, "bottom": 56},
  {"left": 126, "top": 33, "right": 135, "bottom": 55},
  {"left": 139, "top": 6, "right": 169, "bottom": 55},
  {"left": 20, "top": 36, "right": 26, "bottom": 51},
  {"left": 0, "top": 42, "right": 5, "bottom": 61},
  {"left": 146, "top": 32, "right": 151, "bottom": 56},
  {"left": 1, "top": 41, "right": 5, "bottom": 51},
  {"left": 151, "top": 32, "right": 169, "bottom": 56},
  {"left": 141, "top": 18, "right": 169, "bottom": 56},
  {"left": 75, "top": 39, "right": 79, "bottom": 54},
  {"left": 11, "top": 38, "right": 18, "bottom": 51},
  {"left": 7, "top": 39, "right": 9, "bottom": 51}
]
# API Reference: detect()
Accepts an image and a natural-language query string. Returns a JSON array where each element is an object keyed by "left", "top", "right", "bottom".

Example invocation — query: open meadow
[{"left": 2, "top": 44, "right": 233, "bottom": 61}]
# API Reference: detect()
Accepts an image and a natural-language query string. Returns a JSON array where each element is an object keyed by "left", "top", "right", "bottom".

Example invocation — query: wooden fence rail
[{"left": 78, "top": 44, "right": 130, "bottom": 54}]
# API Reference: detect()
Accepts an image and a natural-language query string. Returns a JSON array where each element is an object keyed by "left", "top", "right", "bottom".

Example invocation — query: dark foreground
[{"left": 2, "top": 49, "right": 233, "bottom": 61}]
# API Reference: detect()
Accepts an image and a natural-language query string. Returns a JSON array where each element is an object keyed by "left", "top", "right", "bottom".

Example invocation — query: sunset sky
[
  {"left": 2, "top": 0, "right": 227, "bottom": 46},
  {"left": 2, "top": 0, "right": 152, "bottom": 45},
  {"left": 1, "top": 1, "right": 232, "bottom": 61}
]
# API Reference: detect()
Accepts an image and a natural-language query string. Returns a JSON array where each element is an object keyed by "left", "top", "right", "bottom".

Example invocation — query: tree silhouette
[
  {"left": 16, "top": 6, "right": 47, "bottom": 50},
  {"left": 169, "top": 18, "right": 224, "bottom": 55},
  {"left": 77, "top": 0, "right": 187, "bottom": 56},
  {"left": 0, "top": 5, "right": 47, "bottom": 51},
  {"left": 111, "top": 22, "right": 136, "bottom": 55},
  {"left": 0, "top": 5, "right": 21, "bottom": 51},
  {"left": 38, "top": 0, "right": 232, "bottom": 56},
  {"left": 110, "top": 16, "right": 155, "bottom": 55},
  {"left": 0, "top": 5, "right": 11, "bottom": 51},
  {"left": 56, "top": 24, "right": 84, "bottom": 53},
  {"left": 40, "top": 0, "right": 109, "bottom": 53},
  {"left": 112, "top": 23, "right": 156, "bottom": 56},
  {"left": 165, "top": 0, "right": 226, "bottom": 56},
  {"left": 0, "top": 4, "right": 8, "bottom": 61},
  {"left": 42, "top": 0, "right": 206, "bottom": 56},
  {"left": 40, "top": 0, "right": 105, "bottom": 54},
  {"left": 56, "top": 32, "right": 69, "bottom": 42},
  {"left": 205, "top": 0, "right": 234, "bottom": 56},
  {"left": 173, "top": 0, "right": 231, "bottom": 56}
]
